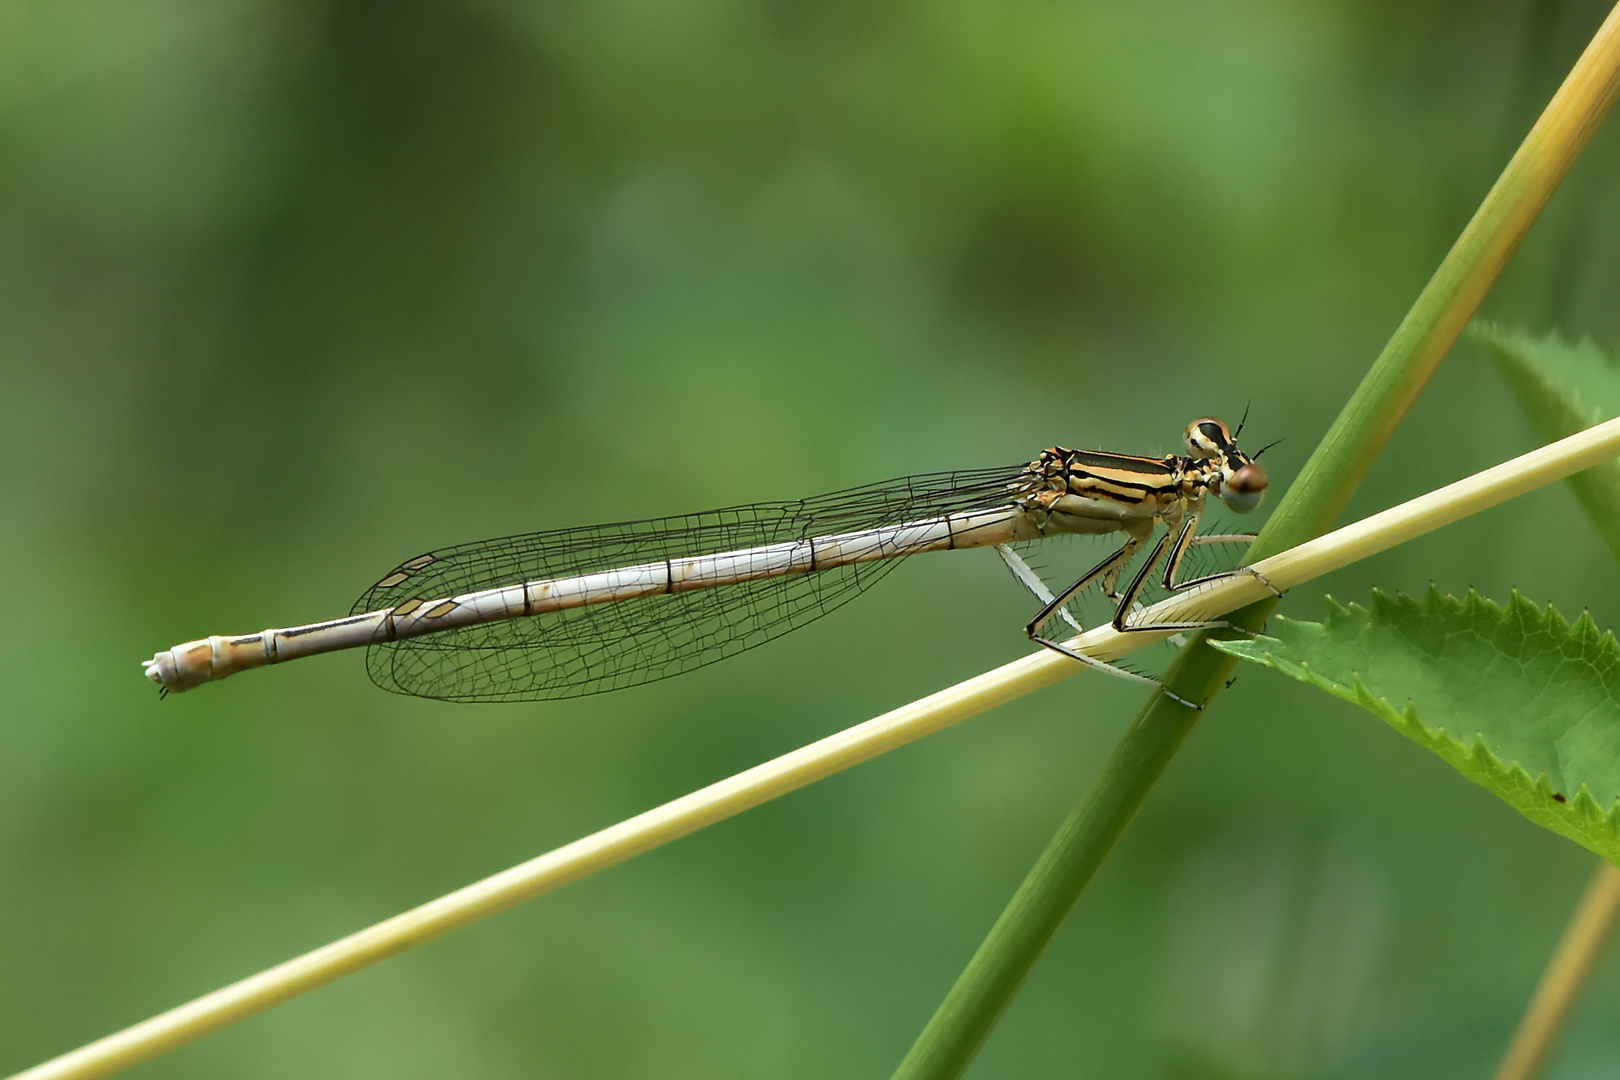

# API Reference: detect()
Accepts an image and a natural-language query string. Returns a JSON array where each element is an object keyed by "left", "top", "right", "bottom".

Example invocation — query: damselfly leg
[
  {"left": 996, "top": 544, "right": 1166, "bottom": 695},
  {"left": 1007, "top": 515, "right": 1277, "bottom": 709}
]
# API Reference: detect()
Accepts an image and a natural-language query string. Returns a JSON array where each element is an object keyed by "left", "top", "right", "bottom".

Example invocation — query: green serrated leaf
[
  {"left": 1213, "top": 587, "right": 1620, "bottom": 865},
  {"left": 1472, "top": 322, "right": 1620, "bottom": 560}
]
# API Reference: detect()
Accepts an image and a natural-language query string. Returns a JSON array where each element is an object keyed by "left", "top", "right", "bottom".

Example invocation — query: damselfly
[{"left": 143, "top": 417, "right": 1278, "bottom": 708}]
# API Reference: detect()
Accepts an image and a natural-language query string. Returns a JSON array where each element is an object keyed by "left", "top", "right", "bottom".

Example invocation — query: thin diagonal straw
[{"left": 14, "top": 414, "right": 1620, "bottom": 1080}]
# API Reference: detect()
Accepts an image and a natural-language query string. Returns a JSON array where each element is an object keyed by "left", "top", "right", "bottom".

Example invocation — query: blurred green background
[{"left": 5, "top": 1, "right": 1620, "bottom": 1076}]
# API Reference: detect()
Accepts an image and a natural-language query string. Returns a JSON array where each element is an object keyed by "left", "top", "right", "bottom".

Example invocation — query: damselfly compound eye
[
  {"left": 1184, "top": 418, "right": 1231, "bottom": 460},
  {"left": 1222, "top": 462, "right": 1268, "bottom": 513}
]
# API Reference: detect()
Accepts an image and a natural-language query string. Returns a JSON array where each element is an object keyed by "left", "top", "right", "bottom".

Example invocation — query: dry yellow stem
[{"left": 1494, "top": 861, "right": 1620, "bottom": 1080}]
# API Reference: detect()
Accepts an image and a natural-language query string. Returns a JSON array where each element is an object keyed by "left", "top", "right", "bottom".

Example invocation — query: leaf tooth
[
  {"left": 1394, "top": 688, "right": 1431, "bottom": 740},
  {"left": 1210, "top": 634, "right": 1281, "bottom": 667},
  {"left": 1527, "top": 767, "right": 1560, "bottom": 800},
  {"left": 1496, "top": 591, "right": 1541, "bottom": 654},
  {"left": 1569, "top": 606, "right": 1603, "bottom": 647},
  {"left": 1349, "top": 671, "right": 1389, "bottom": 715},
  {"left": 1322, "top": 595, "right": 1353, "bottom": 628},
  {"left": 1402, "top": 588, "right": 1427, "bottom": 619},
  {"left": 1535, "top": 592, "right": 1570, "bottom": 635},
  {"left": 1603, "top": 797, "right": 1620, "bottom": 838},
  {"left": 1591, "top": 619, "right": 1620, "bottom": 666},
  {"left": 1468, "top": 731, "right": 1504, "bottom": 770},
  {"left": 1290, "top": 655, "right": 1334, "bottom": 689},
  {"left": 1365, "top": 588, "right": 1388, "bottom": 617},
  {"left": 1369, "top": 588, "right": 1405, "bottom": 623},
  {"left": 1568, "top": 785, "right": 1607, "bottom": 825},
  {"left": 1472, "top": 587, "right": 1509, "bottom": 621}
]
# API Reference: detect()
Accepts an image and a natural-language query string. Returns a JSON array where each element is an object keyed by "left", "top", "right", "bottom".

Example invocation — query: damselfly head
[{"left": 1184, "top": 416, "right": 1268, "bottom": 513}]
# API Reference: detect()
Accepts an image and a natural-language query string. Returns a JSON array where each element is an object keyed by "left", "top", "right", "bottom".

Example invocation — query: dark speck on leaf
[{"left": 1553, "top": 793, "right": 1567, "bottom": 803}]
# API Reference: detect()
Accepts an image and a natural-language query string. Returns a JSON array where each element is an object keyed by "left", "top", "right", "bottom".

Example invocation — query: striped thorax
[{"left": 1015, "top": 416, "right": 1270, "bottom": 540}]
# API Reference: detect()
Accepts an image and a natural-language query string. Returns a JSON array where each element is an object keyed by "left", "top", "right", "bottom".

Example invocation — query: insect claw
[
  {"left": 1247, "top": 568, "right": 1284, "bottom": 598},
  {"left": 1161, "top": 686, "right": 1202, "bottom": 710}
]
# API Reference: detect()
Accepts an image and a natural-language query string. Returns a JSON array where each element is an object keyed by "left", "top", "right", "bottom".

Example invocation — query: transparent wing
[{"left": 351, "top": 465, "right": 1026, "bottom": 702}]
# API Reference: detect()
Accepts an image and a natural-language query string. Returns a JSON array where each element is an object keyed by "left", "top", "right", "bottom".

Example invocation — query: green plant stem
[
  {"left": 890, "top": 643, "right": 1229, "bottom": 1078},
  {"left": 893, "top": 6, "right": 1620, "bottom": 1078},
  {"left": 1254, "top": 1, "right": 1620, "bottom": 551}
]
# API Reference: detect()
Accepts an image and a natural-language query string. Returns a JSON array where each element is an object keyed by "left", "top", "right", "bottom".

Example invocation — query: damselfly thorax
[{"left": 143, "top": 417, "right": 1279, "bottom": 708}]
